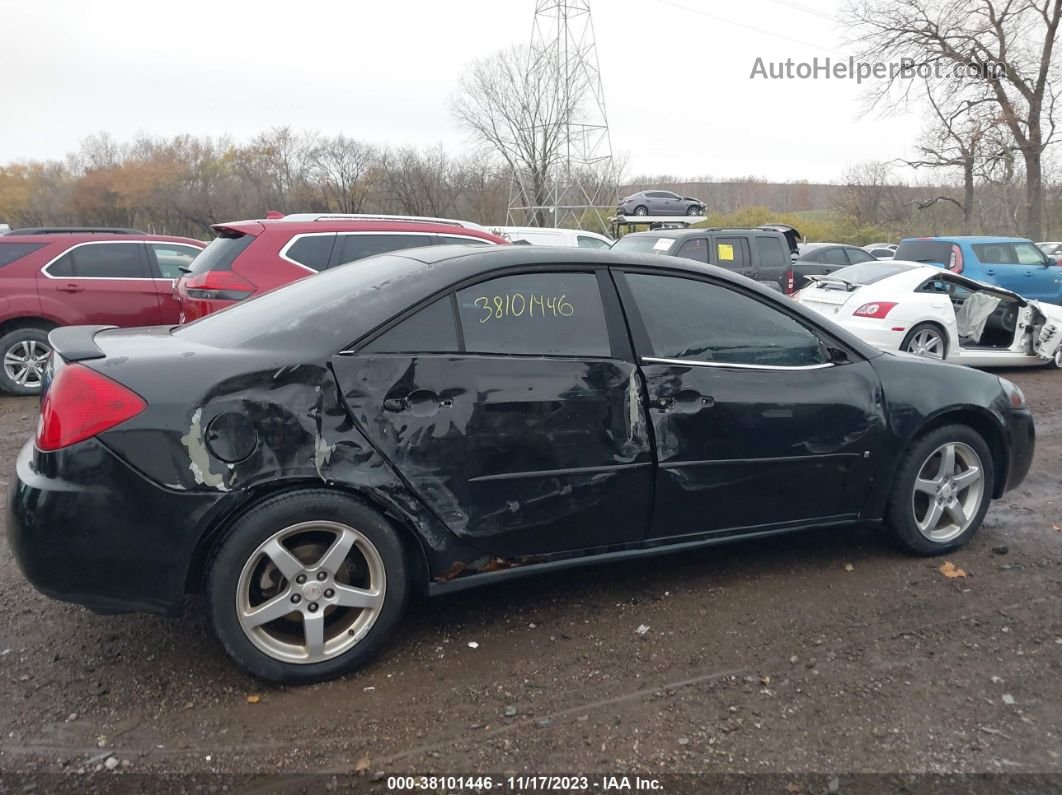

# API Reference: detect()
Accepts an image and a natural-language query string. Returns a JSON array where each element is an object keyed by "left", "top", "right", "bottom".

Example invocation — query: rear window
[
  {"left": 0, "top": 242, "right": 44, "bottom": 267},
  {"left": 821, "top": 261, "right": 918, "bottom": 286},
  {"left": 894, "top": 240, "right": 953, "bottom": 265},
  {"left": 188, "top": 233, "right": 254, "bottom": 275},
  {"left": 611, "top": 235, "right": 676, "bottom": 254}
]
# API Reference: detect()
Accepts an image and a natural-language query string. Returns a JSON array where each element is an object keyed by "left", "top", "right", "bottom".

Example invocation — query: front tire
[
  {"left": 686, "top": 205, "right": 703, "bottom": 216},
  {"left": 206, "top": 490, "right": 409, "bottom": 684},
  {"left": 901, "top": 323, "right": 947, "bottom": 360},
  {"left": 0, "top": 327, "right": 52, "bottom": 395},
  {"left": 886, "top": 425, "right": 994, "bottom": 555}
]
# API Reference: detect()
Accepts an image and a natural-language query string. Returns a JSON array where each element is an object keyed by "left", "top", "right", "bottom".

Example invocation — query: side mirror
[{"left": 827, "top": 346, "right": 850, "bottom": 364}]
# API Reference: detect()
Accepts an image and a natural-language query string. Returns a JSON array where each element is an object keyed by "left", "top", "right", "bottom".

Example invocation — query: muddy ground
[{"left": 0, "top": 369, "right": 1059, "bottom": 791}]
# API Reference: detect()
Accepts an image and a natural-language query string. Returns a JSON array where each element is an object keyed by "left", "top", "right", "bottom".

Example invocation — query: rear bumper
[
  {"left": 1001, "top": 408, "right": 1035, "bottom": 495},
  {"left": 8, "top": 439, "right": 224, "bottom": 616}
]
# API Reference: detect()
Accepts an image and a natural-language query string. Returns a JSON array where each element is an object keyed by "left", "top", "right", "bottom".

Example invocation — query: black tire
[
  {"left": 900, "top": 322, "right": 948, "bottom": 360},
  {"left": 206, "top": 490, "right": 409, "bottom": 684},
  {"left": 686, "top": 205, "right": 703, "bottom": 216},
  {"left": 633, "top": 205, "right": 648, "bottom": 216},
  {"left": 886, "top": 424, "right": 994, "bottom": 555},
  {"left": 0, "top": 326, "right": 52, "bottom": 396}
]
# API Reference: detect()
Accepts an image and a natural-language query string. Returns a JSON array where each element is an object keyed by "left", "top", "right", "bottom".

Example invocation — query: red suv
[
  {"left": 0, "top": 228, "right": 205, "bottom": 395},
  {"left": 174, "top": 214, "right": 507, "bottom": 321}
]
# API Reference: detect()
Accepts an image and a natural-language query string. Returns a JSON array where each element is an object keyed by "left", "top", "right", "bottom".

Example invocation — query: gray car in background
[{"left": 618, "top": 190, "right": 706, "bottom": 217}]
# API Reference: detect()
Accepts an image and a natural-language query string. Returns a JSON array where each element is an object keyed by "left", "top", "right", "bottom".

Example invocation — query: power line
[
  {"left": 653, "top": 0, "right": 830, "bottom": 51},
  {"left": 762, "top": 0, "right": 838, "bottom": 23}
]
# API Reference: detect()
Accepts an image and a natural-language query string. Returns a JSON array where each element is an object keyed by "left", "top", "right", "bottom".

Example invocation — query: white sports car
[{"left": 795, "top": 260, "right": 1062, "bottom": 368}]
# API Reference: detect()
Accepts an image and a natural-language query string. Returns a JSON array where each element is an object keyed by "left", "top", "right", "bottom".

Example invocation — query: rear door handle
[
  {"left": 57, "top": 284, "right": 83, "bottom": 293},
  {"left": 383, "top": 397, "right": 408, "bottom": 412},
  {"left": 984, "top": 269, "right": 996, "bottom": 276}
]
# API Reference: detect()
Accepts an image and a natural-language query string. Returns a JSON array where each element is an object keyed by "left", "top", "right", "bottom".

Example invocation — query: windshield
[
  {"left": 817, "top": 261, "right": 918, "bottom": 286},
  {"left": 611, "top": 235, "right": 675, "bottom": 254}
]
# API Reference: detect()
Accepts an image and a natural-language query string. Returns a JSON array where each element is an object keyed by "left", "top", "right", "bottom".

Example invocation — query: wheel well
[
  {"left": 0, "top": 317, "right": 57, "bottom": 338},
  {"left": 185, "top": 481, "right": 432, "bottom": 596},
  {"left": 912, "top": 409, "right": 1008, "bottom": 497}
]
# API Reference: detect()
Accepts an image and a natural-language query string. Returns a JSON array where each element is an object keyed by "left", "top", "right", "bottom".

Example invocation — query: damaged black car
[{"left": 9, "top": 245, "right": 1035, "bottom": 683}]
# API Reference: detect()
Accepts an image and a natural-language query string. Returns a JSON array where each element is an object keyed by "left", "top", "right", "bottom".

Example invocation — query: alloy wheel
[
  {"left": 911, "top": 441, "right": 984, "bottom": 543},
  {"left": 235, "top": 520, "right": 386, "bottom": 664},
  {"left": 3, "top": 339, "right": 50, "bottom": 388},
  {"left": 633, "top": 206, "right": 648, "bottom": 216},
  {"left": 906, "top": 328, "right": 945, "bottom": 359}
]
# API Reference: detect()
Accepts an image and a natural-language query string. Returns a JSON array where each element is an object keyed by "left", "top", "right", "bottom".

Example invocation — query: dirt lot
[{"left": 0, "top": 368, "right": 1060, "bottom": 790}]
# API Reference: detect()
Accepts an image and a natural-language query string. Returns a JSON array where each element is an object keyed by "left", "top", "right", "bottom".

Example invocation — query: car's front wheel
[
  {"left": 207, "top": 490, "right": 409, "bottom": 684},
  {"left": 0, "top": 327, "right": 52, "bottom": 396},
  {"left": 886, "top": 425, "right": 994, "bottom": 555},
  {"left": 686, "top": 205, "right": 703, "bottom": 216}
]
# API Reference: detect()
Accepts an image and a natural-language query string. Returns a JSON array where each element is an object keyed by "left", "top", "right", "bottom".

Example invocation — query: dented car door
[{"left": 330, "top": 270, "right": 654, "bottom": 557}]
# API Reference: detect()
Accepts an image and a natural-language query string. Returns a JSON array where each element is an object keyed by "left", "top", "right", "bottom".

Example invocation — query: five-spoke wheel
[
  {"left": 0, "top": 328, "right": 52, "bottom": 395},
  {"left": 901, "top": 323, "right": 947, "bottom": 360}
]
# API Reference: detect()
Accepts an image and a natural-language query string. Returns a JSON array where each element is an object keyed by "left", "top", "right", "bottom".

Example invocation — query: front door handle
[
  {"left": 383, "top": 397, "right": 408, "bottom": 412},
  {"left": 383, "top": 389, "right": 453, "bottom": 416},
  {"left": 653, "top": 392, "right": 716, "bottom": 412},
  {"left": 57, "top": 283, "right": 83, "bottom": 293}
]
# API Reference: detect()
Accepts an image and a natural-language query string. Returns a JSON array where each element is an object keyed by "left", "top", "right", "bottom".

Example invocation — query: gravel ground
[{"left": 0, "top": 368, "right": 1059, "bottom": 790}]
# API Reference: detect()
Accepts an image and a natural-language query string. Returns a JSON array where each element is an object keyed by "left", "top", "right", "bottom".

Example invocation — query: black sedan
[
  {"left": 10, "top": 246, "right": 1035, "bottom": 683},
  {"left": 793, "top": 243, "right": 879, "bottom": 291}
]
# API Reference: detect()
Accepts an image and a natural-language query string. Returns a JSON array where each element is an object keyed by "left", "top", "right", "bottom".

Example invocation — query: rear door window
[
  {"left": 361, "top": 297, "right": 459, "bottom": 353},
  {"left": 0, "top": 242, "right": 45, "bottom": 267},
  {"left": 712, "top": 238, "right": 750, "bottom": 270},
  {"left": 335, "top": 234, "right": 434, "bottom": 265},
  {"left": 48, "top": 243, "right": 149, "bottom": 278},
  {"left": 455, "top": 272, "right": 610, "bottom": 357},
  {"left": 676, "top": 238, "right": 709, "bottom": 263},
  {"left": 284, "top": 234, "right": 337, "bottom": 271}
]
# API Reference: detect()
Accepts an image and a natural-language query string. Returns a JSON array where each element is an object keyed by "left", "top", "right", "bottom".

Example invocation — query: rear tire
[
  {"left": 0, "top": 327, "right": 52, "bottom": 396},
  {"left": 886, "top": 425, "right": 994, "bottom": 555},
  {"left": 901, "top": 323, "right": 947, "bottom": 360},
  {"left": 633, "top": 205, "right": 648, "bottom": 216},
  {"left": 206, "top": 490, "right": 409, "bottom": 684}
]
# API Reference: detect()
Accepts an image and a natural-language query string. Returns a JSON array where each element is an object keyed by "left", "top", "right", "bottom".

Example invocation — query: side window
[
  {"left": 150, "top": 243, "right": 202, "bottom": 278},
  {"left": 336, "top": 234, "right": 434, "bottom": 265},
  {"left": 361, "top": 297, "right": 459, "bottom": 354},
  {"left": 676, "top": 238, "right": 709, "bottom": 263},
  {"left": 646, "top": 191, "right": 666, "bottom": 199},
  {"left": 284, "top": 234, "right": 336, "bottom": 272},
  {"left": 623, "top": 272, "right": 827, "bottom": 367},
  {"left": 456, "top": 272, "right": 610, "bottom": 357},
  {"left": 0, "top": 242, "right": 45, "bottom": 267},
  {"left": 846, "top": 248, "right": 874, "bottom": 264},
  {"left": 1014, "top": 242, "right": 1046, "bottom": 265},
  {"left": 712, "top": 237, "right": 750, "bottom": 269},
  {"left": 438, "top": 235, "right": 491, "bottom": 247},
  {"left": 51, "top": 243, "right": 147, "bottom": 278},
  {"left": 823, "top": 248, "right": 848, "bottom": 266},
  {"left": 576, "top": 235, "right": 610, "bottom": 249},
  {"left": 973, "top": 243, "right": 1017, "bottom": 265},
  {"left": 754, "top": 236, "right": 787, "bottom": 268}
]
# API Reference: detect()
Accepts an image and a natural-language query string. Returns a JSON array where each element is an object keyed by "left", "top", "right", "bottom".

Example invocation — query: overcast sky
[{"left": 0, "top": 0, "right": 927, "bottom": 182}]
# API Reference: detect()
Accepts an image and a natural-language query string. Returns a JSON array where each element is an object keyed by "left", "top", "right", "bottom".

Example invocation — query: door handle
[
  {"left": 57, "top": 284, "right": 83, "bottom": 293},
  {"left": 383, "top": 397, "right": 408, "bottom": 412},
  {"left": 984, "top": 269, "right": 996, "bottom": 276},
  {"left": 653, "top": 392, "right": 715, "bottom": 411},
  {"left": 654, "top": 396, "right": 674, "bottom": 411},
  {"left": 383, "top": 389, "right": 452, "bottom": 415}
]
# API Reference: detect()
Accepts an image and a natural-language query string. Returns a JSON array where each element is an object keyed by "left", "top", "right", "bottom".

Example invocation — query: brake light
[
  {"left": 948, "top": 245, "right": 964, "bottom": 273},
  {"left": 785, "top": 270, "right": 795, "bottom": 293},
  {"left": 36, "top": 364, "right": 146, "bottom": 451},
  {"left": 182, "top": 270, "right": 255, "bottom": 301},
  {"left": 853, "top": 301, "right": 898, "bottom": 318}
]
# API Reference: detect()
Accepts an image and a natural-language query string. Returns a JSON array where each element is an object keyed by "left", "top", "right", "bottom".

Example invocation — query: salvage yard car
[
  {"left": 796, "top": 260, "right": 1062, "bottom": 368},
  {"left": 617, "top": 190, "right": 706, "bottom": 217},
  {"left": 10, "top": 246, "right": 1035, "bottom": 683}
]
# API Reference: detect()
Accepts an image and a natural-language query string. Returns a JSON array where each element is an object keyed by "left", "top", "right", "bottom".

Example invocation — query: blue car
[{"left": 894, "top": 236, "right": 1062, "bottom": 303}]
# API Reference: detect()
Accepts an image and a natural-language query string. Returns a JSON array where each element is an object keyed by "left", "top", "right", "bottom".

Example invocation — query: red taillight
[
  {"left": 948, "top": 244, "right": 964, "bottom": 273},
  {"left": 785, "top": 270, "right": 795, "bottom": 293},
  {"left": 853, "top": 301, "right": 898, "bottom": 319},
  {"left": 36, "top": 364, "right": 146, "bottom": 451},
  {"left": 182, "top": 271, "right": 255, "bottom": 301}
]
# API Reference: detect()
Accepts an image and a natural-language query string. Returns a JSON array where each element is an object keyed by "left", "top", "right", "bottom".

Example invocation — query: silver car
[{"left": 618, "top": 190, "right": 706, "bottom": 217}]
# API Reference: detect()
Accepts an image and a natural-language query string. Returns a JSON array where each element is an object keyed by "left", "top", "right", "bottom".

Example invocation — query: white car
[
  {"left": 490, "top": 226, "right": 613, "bottom": 249},
  {"left": 796, "top": 260, "right": 1062, "bottom": 368},
  {"left": 864, "top": 243, "right": 897, "bottom": 259}
]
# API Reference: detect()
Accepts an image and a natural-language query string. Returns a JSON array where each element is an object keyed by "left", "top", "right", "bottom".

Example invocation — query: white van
[{"left": 491, "top": 226, "right": 613, "bottom": 249}]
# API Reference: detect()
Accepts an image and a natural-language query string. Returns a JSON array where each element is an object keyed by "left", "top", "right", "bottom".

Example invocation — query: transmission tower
[{"left": 506, "top": 0, "right": 615, "bottom": 230}]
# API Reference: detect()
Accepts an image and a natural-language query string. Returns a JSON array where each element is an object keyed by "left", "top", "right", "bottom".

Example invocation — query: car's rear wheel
[
  {"left": 206, "top": 490, "right": 409, "bottom": 684},
  {"left": 901, "top": 323, "right": 947, "bottom": 360},
  {"left": 0, "top": 327, "right": 52, "bottom": 396},
  {"left": 1046, "top": 347, "right": 1062, "bottom": 369},
  {"left": 633, "top": 205, "right": 648, "bottom": 216},
  {"left": 886, "top": 425, "right": 994, "bottom": 555}
]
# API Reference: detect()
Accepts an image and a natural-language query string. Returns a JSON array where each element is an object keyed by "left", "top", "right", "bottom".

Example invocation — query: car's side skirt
[{"left": 427, "top": 514, "right": 861, "bottom": 596}]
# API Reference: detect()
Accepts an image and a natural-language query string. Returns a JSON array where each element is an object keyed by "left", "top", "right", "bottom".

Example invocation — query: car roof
[
  {"left": 901, "top": 235, "right": 1032, "bottom": 244},
  {"left": 213, "top": 218, "right": 504, "bottom": 241},
  {"left": 0, "top": 232, "right": 204, "bottom": 246},
  {"left": 846, "top": 261, "right": 1026, "bottom": 300},
  {"left": 618, "top": 227, "right": 782, "bottom": 240}
]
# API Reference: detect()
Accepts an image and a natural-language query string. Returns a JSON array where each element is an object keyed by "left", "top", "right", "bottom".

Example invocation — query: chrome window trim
[
  {"left": 39, "top": 240, "right": 153, "bottom": 280},
  {"left": 278, "top": 232, "right": 336, "bottom": 273},
  {"left": 642, "top": 356, "right": 833, "bottom": 372}
]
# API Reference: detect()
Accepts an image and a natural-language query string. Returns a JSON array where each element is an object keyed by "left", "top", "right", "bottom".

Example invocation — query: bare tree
[
  {"left": 313, "top": 135, "right": 376, "bottom": 213},
  {"left": 839, "top": 161, "right": 908, "bottom": 226},
  {"left": 453, "top": 46, "right": 582, "bottom": 225},
  {"left": 845, "top": 0, "right": 1062, "bottom": 239}
]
